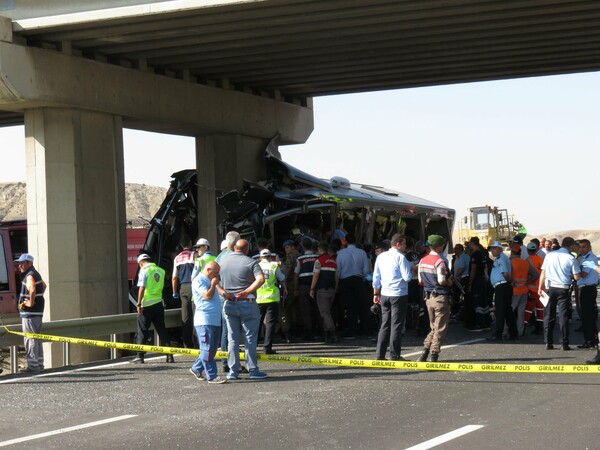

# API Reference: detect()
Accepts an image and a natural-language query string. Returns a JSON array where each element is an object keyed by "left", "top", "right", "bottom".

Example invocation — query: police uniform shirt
[
  {"left": 577, "top": 251, "right": 599, "bottom": 287},
  {"left": 137, "top": 265, "right": 150, "bottom": 288},
  {"left": 541, "top": 248, "right": 581, "bottom": 287},
  {"left": 490, "top": 253, "right": 511, "bottom": 286}
]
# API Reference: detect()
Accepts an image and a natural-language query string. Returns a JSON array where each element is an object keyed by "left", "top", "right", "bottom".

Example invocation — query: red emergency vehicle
[{"left": 0, "top": 220, "right": 147, "bottom": 316}]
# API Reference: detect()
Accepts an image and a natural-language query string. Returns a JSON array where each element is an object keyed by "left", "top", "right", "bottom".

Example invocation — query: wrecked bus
[{"left": 139, "top": 138, "right": 455, "bottom": 290}]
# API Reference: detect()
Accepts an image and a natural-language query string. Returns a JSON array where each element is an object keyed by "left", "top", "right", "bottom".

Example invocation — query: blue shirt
[
  {"left": 453, "top": 252, "right": 470, "bottom": 278},
  {"left": 192, "top": 273, "right": 223, "bottom": 327},
  {"left": 541, "top": 248, "right": 581, "bottom": 287},
  {"left": 372, "top": 248, "right": 412, "bottom": 296},
  {"left": 490, "top": 253, "right": 511, "bottom": 286},
  {"left": 577, "top": 251, "right": 599, "bottom": 287},
  {"left": 336, "top": 245, "right": 371, "bottom": 279}
]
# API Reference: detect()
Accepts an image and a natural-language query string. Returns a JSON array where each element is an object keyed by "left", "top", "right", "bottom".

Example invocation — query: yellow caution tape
[{"left": 4, "top": 327, "right": 598, "bottom": 374}]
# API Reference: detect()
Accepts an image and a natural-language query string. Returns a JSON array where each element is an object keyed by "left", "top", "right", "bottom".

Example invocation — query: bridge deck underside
[{"left": 4, "top": 0, "right": 600, "bottom": 125}]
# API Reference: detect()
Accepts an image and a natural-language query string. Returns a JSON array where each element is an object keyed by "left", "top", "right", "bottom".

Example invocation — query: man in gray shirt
[{"left": 218, "top": 239, "right": 267, "bottom": 380}]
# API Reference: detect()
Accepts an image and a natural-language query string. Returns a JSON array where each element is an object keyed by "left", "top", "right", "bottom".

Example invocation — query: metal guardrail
[{"left": 0, "top": 309, "right": 182, "bottom": 374}]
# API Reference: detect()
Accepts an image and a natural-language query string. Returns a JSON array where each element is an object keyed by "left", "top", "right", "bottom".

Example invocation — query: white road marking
[
  {"left": 404, "top": 425, "right": 484, "bottom": 450},
  {"left": 0, "top": 415, "right": 137, "bottom": 447}
]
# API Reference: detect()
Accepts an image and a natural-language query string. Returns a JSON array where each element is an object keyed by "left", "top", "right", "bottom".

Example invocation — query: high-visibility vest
[
  {"left": 194, "top": 253, "right": 216, "bottom": 273},
  {"left": 256, "top": 260, "right": 280, "bottom": 304},
  {"left": 527, "top": 254, "right": 543, "bottom": 291},
  {"left": 142, "top": 263, "right": 165, "bottom": 307},
  {"left": 511, "top": 258, "right": 529, "bottom": 295}
]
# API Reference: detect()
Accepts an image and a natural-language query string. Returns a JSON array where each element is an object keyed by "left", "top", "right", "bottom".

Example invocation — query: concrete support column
[
  {"left": 195, "top": 134, "right": 268, "bottom": 248},
  {"left": 24, "top": 107, "right": 127, "bottom": 367}
]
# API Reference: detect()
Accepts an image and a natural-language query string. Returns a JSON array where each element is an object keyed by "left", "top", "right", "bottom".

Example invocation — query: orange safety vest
[
  {"left": 511, "top": 257, "right": 529, "bottom": 295},
  {"left": 527, "top": 254, "right": 543, "bottom": 291}
]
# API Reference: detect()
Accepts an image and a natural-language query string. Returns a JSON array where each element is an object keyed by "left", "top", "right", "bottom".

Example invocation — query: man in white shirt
[{"left": 372, "top": 234, "right": 413, "bottom": 360}]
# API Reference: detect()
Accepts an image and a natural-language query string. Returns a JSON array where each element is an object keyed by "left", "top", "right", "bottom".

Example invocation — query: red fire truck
[{"left": 0, "top": 220, "right": 147, "bottom": 316}]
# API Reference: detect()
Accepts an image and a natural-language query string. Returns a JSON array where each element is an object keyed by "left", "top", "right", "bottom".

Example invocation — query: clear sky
[{"left": 1, "top": 72, "right": 599, "bottom": 235}]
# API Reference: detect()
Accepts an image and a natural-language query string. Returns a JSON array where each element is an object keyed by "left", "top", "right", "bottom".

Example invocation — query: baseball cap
[
  {"left": 259, "top": 249, "right": 271, "bottom": 257},
  {"left": 283, "top": 240, "right": 295, "bottom": 248},
  {"left": 137, "top": 253, "right": 151, "bottom": 264},
  {"left": 220, "top": 239, "right": 228, "bottom": 251},
  {"left": 526, "top": 242, "right": 537, "bottom": 251},
  {"left": 14, "top": 253, "right": 34, "bottom": 263},
  {"left": 193, "top": 238, "right": 210, "bottom": 248},
  {"left": 489, "top": 241, "right": 503, "bottom": 248}
]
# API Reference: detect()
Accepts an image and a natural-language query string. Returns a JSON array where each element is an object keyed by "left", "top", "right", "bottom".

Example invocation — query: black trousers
[
  {"left": 579, "top": 285, "right": 598, "bottom": 343},
  {"left": 376, "top": 295, "right": 408, "bottom": 360},
  {"left": 258, "top": 302, "right": 279, "bottom": 350},
  {"left": 339, "top": 276, "right": 367, "bottom": 335},
  {"left": 494, "top": 283, "right": 517, "bottom": 338},
  {"left": 136, "top": 302, "right": 170, "bottom": 357},
  {"left": 544, "top": 287, "right": 571, "bottom": 345},
  {"left": 473, "top": 279, "right": 491, "bottom": 328}
]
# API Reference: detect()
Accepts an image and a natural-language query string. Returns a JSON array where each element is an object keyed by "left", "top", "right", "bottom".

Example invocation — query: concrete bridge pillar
[
  {"left": 24, "top": 107, "right": 128, "bottom": 367},
  {"left": 195, "top": 134, "right": 268, "bottom": 250}
]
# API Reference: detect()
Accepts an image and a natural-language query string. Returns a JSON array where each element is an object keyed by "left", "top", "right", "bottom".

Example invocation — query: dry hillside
[
  {"left": 3, "top": 183, "right": 599, "bottom": 249},
  {"left": 0, "top": 182, "right": 167, "bottom": 226}
]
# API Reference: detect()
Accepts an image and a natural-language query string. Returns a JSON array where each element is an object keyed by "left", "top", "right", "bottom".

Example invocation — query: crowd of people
[
  {"left": 452, "top": 235, "right": 600, "bottom": 361},
  {"left": 8, "top": 229, "right": 599, "bottom": 378},
  {"left": 165, "top": 226, "right": 597, "bottom": 378}
]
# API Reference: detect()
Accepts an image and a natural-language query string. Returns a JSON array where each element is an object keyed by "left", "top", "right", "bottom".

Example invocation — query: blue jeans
[
  {"left": 191, "top": 325, "right": 221, "bottom": 380},
  {"left": 224, "top": 300, "right": 261, "bottom": 375},
  {"left": 220, "top": 315, "right": 229, "bottom": 367}
]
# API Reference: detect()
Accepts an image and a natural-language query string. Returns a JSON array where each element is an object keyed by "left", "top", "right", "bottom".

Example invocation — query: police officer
[
  {"left": 538, "top": 237, "right": 581, "bottom": 350},
  {"left": 191, "top": 238, "right": 216, "bottom": 280},
  {"left": 488, "top": 241, "right": 518, "bottom": 341},
  {"left": 577, "top": 239, "right": 599, "bottom": 348},
  {"left": 133, "top": 254, "right": 174, "bottom": 364},
  {"left": 417, "top": 235, "right": 453, "bottom": 362},
  {"left": 257, "top": 249, "right": 287, "bottom": 354}
]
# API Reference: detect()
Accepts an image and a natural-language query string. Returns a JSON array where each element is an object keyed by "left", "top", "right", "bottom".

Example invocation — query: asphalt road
[{"left": 1, "top": 322, "right": 599, "bottom": 449}]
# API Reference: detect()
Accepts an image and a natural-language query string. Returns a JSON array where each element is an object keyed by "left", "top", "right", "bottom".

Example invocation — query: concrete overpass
[{"left": 1, "top": 0, "right": 599, "bottom": 365}]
